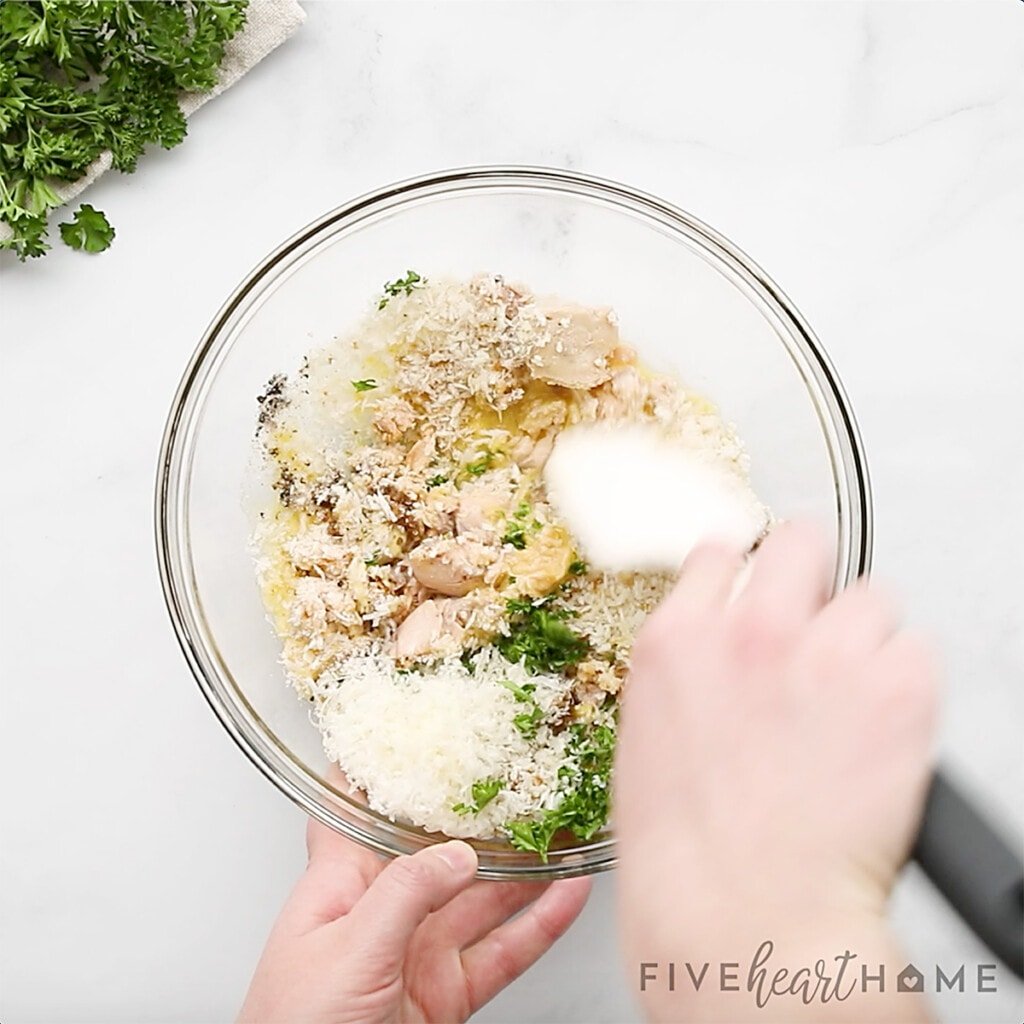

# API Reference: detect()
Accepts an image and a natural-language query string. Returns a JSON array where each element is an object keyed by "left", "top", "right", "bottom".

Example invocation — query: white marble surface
[{"left": 2, "top": 2, "right": 1022, "bottom": 1022}]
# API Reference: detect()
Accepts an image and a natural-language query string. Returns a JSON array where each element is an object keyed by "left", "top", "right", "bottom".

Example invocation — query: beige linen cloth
[{"left": 1, "top": 0, "right": 304, "bottom": 241}]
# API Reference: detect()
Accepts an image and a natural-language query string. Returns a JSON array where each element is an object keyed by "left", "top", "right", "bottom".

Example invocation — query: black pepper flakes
[{"left": 256, "top": 373, "right": 289, "bottom": 430}]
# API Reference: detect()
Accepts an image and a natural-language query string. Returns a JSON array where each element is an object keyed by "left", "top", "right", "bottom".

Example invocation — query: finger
[
  {"left": 731, "top": 521, "right": 830, "bottom": 659},
  {"left": 307, "top": 762, "right": 378, "bottom": 868},
  {"left": 287, "top": 764, "right": 384, "bottom": 926},
  {"left": 270, "top": 818, "right": 382, "bottom": 938},
  {"left": 619, "top": 551, "right": 743, "bottom": 773},
  {"left": 273, "top": 818, "right": 384, "bottom": 934},
  {"left": 306, "top": 813, "right": 381, "bottom": 875},
  {"left": 430, "top": 879, "right": 551, "bottom": 949},
  {"left": 865, "top": 629, "right": 941, "bottom": 734},
  {"left": 631, "top": 542, "right": 744, "bottom": 683},
  {"left": 741, "top": 520, "right": 830, "bottom": 615},
  {"left": 860, "top": 630, "right": 941, "bottom": 865},
  {"left": 462, "top": 876, "right": 592, "bottom": 1012},
  {"left": 656, "top": 542, "right": 747, "bottom": 625},
  {"left": 801, "top": 578, "right": 901, "bottom": 671},
  {"left": 337, "top": 841, "right": 478, "bottom": 972}
]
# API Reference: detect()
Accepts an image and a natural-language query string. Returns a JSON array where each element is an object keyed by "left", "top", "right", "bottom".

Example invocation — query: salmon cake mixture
[{"left": 250, "top": 272, "right": 768, "bottom": 857}]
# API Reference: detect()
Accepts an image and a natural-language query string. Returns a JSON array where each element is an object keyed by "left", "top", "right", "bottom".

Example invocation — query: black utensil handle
[{"left": 912, "top": 769, "right": 1024, "bottom": 978}]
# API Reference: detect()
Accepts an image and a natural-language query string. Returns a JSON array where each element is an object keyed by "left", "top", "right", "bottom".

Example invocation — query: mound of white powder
[{"left": 544, "top": 422, "right": 768, "bottom": 572}]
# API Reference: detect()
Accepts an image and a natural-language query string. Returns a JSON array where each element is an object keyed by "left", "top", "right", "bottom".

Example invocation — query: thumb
[{"left": 336, "top": 840, "right": 478, "bottom": 971}]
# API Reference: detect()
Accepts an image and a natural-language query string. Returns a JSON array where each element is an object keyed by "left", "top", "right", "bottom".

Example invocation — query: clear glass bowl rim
[{"left": 155, "top": 165, "right": 873, "bottom": 880}]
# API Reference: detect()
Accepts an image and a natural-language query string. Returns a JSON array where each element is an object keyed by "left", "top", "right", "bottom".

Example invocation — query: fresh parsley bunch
[{"left": 0, "top": 0, "right": 248, "bottom": 260}]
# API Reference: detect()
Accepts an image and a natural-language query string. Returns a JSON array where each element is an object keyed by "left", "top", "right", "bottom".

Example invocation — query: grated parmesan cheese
[{"left": 317, "top": 649, "right": 575, "bottom": 838}]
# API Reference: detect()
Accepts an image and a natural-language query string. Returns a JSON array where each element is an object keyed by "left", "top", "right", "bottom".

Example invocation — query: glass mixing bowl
[{"left": 156, "top": 166, "right": 872, "bottom": 880}]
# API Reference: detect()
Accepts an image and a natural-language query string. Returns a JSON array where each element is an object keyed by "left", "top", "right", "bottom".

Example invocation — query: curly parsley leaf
[
  {"left": 58, "top": 203, "right": 114, "bottom": 253},
  {"left": 513, "top": 704, "right": 544, "bottom": 740},
  {"left": 378, "top": 269, "right": 424, "bottom": 309},
  {"left": 498, "top": 677, "right": 546, "bottom": 739},
  {"left": 506, "top": 816, "right": 563, "bottom": 858},
  {"left": 472, "top": 778, "right": 502, "bottom": 810},
  {"left": 453, "top": 777, "right": 503, "bottom": 815},
  {"left": 498, "top": 679, "right": 537, "bottom": 703}
]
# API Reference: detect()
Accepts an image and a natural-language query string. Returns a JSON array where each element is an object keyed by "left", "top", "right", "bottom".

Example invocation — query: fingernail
[{"left": 435, "top": 840, "right": 477, "bottom": 874}]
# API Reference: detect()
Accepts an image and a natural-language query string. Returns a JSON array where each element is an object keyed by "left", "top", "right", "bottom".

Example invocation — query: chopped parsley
[
  {"left": 498, "top": 679, "right": 536, "bottom": 703},
  {"left": 498, "top": 678, "right": 545, "bottom": 739},
  {"left": 501, "top": 501, "right": 541, "bottom": 550},
  {"left": 426, "top": 473, "right": 449, "bottom": 489},
  {"left": 351, "top": 379, "right": 378, "bottom": 392},
  {"left": 378, "top": 269, "right": 424, "bottom": 309},
  {"left": 453, "top": 777, "right": 503, "bottom": 815},
  {"left": 364, "top": 552, "right": 382, "bottom": 566},
  {"left": 505, "top": 816, "right": 562, "bottom": 859},
  {"left": 505, "top": 723, "right": 616, "bottom": 860},
  {"left": 505, "top": 595, "right": 546, "bottom": 616},
  {"left": 502, "top": 522, "right": 528, "bottom": 550},
  {"left": 513, "top": 704, "right": 544, "bottom": 740},
  {"left": 463, "top": 449, "right": 495, "bottom": 478},
  {"left": 497, "top": 595, "right": 588, "bottom": 675},
  {"left": 568, "top": 558, "right": 588, "bottom": 576}
]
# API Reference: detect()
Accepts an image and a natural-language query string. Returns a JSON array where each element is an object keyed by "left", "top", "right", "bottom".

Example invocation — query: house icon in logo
[{"left": 897, "top": 964, "right": 925, "bottom": 993}]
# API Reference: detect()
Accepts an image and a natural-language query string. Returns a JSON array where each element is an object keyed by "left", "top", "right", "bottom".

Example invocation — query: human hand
[
  {"left": 239, "top": 816, "right": 591, "bottom": 1024},
  {"left": 615, "top": 522, "right": 939, "bottom": 1022}
]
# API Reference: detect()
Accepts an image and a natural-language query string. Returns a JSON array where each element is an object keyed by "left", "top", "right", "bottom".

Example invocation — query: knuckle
[
  {"left": 387, "top": 854, "right": 433, "bottom": 893},
  {"left": 488, "top": 932, "right": 522, "bottom": 986},
  {"left": 854, "top": 581, "right": 901, "bottom": 630},
  {"left": 732, "top": 602, "right": 796, "bottom": 660}
]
